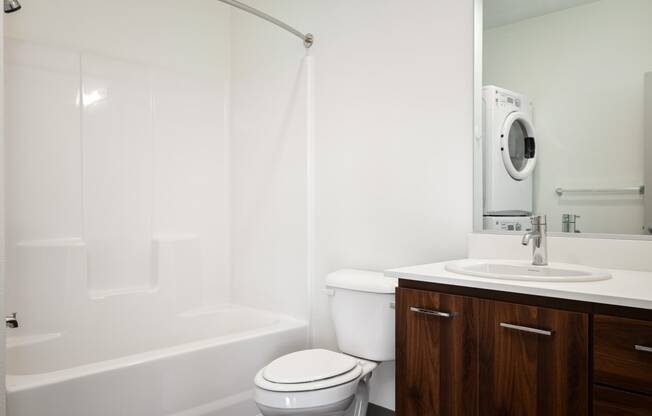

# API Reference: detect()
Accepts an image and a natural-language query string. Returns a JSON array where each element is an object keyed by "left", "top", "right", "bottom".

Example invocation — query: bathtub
[{"left": 6, "top": 306, "right": 308, "bottom": 416}]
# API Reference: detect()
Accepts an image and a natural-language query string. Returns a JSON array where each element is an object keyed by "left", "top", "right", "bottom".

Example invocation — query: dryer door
[{"left": 500, "top": 111, "right": 537, "bottom": 180}]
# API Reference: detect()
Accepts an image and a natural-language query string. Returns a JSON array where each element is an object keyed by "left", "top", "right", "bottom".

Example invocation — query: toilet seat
[{"left": 255, "top": 349, "right": 363, "bottom": 392}]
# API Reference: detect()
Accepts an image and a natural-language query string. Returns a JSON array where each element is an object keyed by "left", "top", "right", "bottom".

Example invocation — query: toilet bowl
[
  {"left": 253, "top": 270, "right": 397, "bottom": 416},
  {"left": 254, "top": 349, "right": 377, "bottom": 416}
]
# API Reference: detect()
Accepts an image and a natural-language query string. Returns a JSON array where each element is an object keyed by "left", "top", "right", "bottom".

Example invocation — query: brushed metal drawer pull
[
  {"left": 635, "top": 344, "right": 652, "bottom": 353},
  {"left": 410, "top": 306, "right": 452, "bottom": 318},
  {"left": 500, "top": 322, "right": 553, "bottom": 336}
]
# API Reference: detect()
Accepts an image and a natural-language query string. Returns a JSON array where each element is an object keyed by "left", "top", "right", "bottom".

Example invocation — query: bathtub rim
[{"left": 6, "top": 314, "right": 307, "bottom": 393}]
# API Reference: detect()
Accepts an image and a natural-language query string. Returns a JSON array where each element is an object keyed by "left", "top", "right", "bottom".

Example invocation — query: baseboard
[{"left": 367, "top": 403, "right": 395, "bottom": 416}]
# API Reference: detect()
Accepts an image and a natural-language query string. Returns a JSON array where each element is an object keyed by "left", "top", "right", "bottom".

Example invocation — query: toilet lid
[{"left": 263, "top": 349, "right": 357, "bottom": 384}]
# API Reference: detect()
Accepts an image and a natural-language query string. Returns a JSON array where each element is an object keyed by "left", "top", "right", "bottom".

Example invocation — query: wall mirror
[{"left": 474, "top": 0, "right": 652, "bottom": 236}]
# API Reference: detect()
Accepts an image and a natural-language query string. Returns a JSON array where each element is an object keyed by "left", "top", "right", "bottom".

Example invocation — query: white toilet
[{"left": 254, "top": 269, "right": 397, "bottom": 416}]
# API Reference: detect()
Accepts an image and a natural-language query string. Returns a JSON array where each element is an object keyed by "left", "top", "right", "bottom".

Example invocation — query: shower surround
[{"left": 4, "top": 1, "right": 311, "bottom": 414}]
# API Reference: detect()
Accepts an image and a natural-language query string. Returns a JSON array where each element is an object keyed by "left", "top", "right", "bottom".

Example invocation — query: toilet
[{"left": 254, "top": 269, "right": 397, "bottom": 416}]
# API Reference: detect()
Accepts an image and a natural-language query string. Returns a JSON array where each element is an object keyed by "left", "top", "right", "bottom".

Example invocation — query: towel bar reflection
[{"left": 555, "top": 186, "right": 645, "bottom": 196}]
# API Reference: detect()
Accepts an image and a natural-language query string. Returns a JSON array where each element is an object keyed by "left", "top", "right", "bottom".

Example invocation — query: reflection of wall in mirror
[
  {"left": 484, "top": 0, "right": 652, "bottom": 234},
  {"left": 645, "top": 73, "right": 652, "bottom": 234}
]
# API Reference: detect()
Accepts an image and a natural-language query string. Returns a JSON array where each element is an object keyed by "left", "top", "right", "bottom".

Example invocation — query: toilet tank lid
[{"left": 325, "top": 269, "right": 398, "bottom": 294}]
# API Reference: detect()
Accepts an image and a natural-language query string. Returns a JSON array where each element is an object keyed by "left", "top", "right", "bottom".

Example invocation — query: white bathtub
[{"left": 6, "top": 306, "right": 307, "bottom": 416}]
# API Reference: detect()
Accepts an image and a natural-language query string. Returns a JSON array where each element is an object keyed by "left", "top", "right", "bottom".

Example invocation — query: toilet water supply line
[{"left": 217, "top": 0, "right": 314, "bottom": 48}]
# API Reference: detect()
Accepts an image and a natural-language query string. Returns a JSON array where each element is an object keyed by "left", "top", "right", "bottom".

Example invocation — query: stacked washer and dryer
[{"left": 482, "top": 85, "right": 537, "bottom": 232}]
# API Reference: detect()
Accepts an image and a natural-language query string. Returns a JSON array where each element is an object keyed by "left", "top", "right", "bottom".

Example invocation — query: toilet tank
[{"left": 325, "top": 269, "right": 397, "bottom": 362}]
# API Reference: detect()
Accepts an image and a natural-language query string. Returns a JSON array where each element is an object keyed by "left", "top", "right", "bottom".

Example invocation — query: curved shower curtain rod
[{"left": 218, "top": 0, "right": 313, "bottom": 48}]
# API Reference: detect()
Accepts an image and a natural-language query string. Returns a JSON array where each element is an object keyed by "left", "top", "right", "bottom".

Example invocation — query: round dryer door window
[{"left": 500, "top": 111, "right": 537, "bottom": 180}]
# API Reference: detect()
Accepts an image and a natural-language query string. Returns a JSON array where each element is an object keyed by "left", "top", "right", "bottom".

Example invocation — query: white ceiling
[{"left": 484, "top": 0, "right": 600, "bottom": 29}]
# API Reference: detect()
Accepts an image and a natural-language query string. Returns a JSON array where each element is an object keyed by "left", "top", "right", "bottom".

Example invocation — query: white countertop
[{"left": 385, "top": 259, "right": 652, "bottom": 311}]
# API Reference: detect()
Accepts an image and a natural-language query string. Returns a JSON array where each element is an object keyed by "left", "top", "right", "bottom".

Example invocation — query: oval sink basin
[{"left": 445, "top": 259, "right": 612, "bottom": 282}]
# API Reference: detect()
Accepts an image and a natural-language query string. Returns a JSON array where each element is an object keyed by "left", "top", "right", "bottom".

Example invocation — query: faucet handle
[
  {"left": 5, "top": 312, "right": 18, "bottom": 328},
  {"left": 530, "top": 215, "right": 547, "bottom": 226}
]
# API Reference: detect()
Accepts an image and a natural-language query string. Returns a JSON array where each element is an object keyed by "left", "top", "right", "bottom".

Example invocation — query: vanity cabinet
[{"left": 396, "top": 287, "right": 589, "bottom": 416}]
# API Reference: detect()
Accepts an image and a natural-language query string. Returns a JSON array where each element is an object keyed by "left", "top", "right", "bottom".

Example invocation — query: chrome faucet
[
  {"left": 521, "top": 215, "right": 548, "bottom": 266},
  {"left": 5, "top": 312, "right": 18, "bottom": 328}
]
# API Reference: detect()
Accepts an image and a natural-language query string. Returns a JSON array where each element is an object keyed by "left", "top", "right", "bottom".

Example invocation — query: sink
[{"left": 445, "top": 259, "right": 612, "bottom": 282}]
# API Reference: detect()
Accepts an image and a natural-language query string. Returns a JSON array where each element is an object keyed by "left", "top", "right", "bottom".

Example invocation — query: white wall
[
  {"left": 229, "top": 8, "right": 310, "bottom": 321},
  {"left": 484, "top": 0, "right": 652, "bottom": 234},
  {"left": 1, "top": 10, "right": 6, "bottom": 416},
  {"left": 231, "top": 0, "right": 474, "bottom": 410},
  {"left": 312, "top": 1, "right": 474, "bottom": 409}
]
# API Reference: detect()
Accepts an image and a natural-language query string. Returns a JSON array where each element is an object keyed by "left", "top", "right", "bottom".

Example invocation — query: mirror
[{"left": 476, "top": 0, "right": 652, "bottom": 236}]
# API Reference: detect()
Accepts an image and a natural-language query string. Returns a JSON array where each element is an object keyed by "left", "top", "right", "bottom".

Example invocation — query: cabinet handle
[
  {"left": 499, "top": 322, "right": 553, "bottom": 336},
  {"left": 635, "top": 345, "right": 652, "bottom": 353},
  {"left": 410, "top": 306, "right": 452, "bottom": 318}
]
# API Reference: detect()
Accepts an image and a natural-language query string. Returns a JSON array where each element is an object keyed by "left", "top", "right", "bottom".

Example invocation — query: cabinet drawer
[
  {"left": 594, "top": 315, "right": 652, "bottom": 394},
  {"left": 594, "top": 385, "right": 652, "bottom": 416}
]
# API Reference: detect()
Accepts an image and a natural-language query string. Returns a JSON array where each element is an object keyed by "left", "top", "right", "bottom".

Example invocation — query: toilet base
[
  {"left": 257, "top": 396, "right": 354, "bottom": 416},
  {"left": 349, "top": 373, "right": 371, "bottom": 416},
  {"left": 256, "top": 373, "right": 372, "bottom": 416}
]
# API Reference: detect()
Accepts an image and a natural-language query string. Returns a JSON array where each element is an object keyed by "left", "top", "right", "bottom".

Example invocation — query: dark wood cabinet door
[
  {"left": 396, "top": 287, "right": 479, "bottom": 416},
  {"left": 478, "top": 300, "right": 589, "bottom": 416}
]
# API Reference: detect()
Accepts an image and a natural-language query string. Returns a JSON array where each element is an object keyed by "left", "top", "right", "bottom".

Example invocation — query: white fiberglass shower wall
[{"left": 3, "top": 1, "right": 310, "bottom": 415}]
